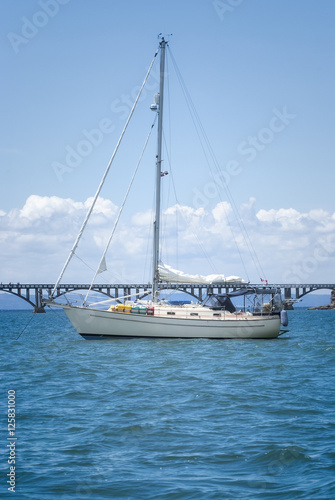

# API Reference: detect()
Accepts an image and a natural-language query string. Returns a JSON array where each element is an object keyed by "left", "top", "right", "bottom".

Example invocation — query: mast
[{"left": 152, "top": 37, "right": 166, "bottom": 302}]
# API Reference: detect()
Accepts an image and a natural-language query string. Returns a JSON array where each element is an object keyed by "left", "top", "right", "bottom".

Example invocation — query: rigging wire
[
  {"left": 160, "top": 131, "right": 179, "bottom": 271},
  {"left": 71, "top": 249, "right": 127, "bottom": 285},
  {"left": 16, "top": 314, "right": 36, "bottom": 340},
  {"left": 168, "top": 47, "right": 249, "bottom": 279},
  {"left": 51, "top": 46, "right": 160, "bottom": 298},
  {"left": 159, "top": 52, "right": 178, "bottom": 270},
  {"left": 83, "top": 116, "right": 157, "bottom": 304},
  {"left": 159, "top": 52, "right": 219, "bottom": 275},
  {"left": 141, "top": 171, "right": 156, "bottom": 285},
  {"left": 142, "top": 210, "right": 154, "bottom": 284},
  {"left": 162, "top": 132, "right": 218, "bottom": 274},
  {"left": 167, "top": 46, "right": 266, "bottom": 282}
]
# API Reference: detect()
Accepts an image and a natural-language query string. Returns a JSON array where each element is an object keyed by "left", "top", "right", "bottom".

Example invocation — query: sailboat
[{"left": 46, "top": 37, "right": 287, "bottom": 339}]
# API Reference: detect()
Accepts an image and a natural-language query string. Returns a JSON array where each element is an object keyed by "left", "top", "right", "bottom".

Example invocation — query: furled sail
[{"left": 158, "top": 263, "right": 246, "bottom": 284}]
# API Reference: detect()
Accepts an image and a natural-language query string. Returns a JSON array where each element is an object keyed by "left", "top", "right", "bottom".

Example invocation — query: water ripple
[{"left": 1, "top": 309, "right": 335, "bottom": 498}]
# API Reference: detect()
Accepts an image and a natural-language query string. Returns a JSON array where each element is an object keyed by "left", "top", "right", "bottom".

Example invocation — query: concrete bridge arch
[{"left": 1, "top": 283, "right": 335, "bottom": 311}]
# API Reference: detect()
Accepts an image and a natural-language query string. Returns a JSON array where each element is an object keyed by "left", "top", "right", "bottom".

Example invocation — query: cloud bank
[{"left": 0, "top": 195, "right": 334, "bottom": 285}]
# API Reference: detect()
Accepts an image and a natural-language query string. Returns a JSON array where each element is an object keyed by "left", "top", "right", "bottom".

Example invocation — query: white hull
[{"left": 61, "top": 305, "right": 282, "bottom": 339}]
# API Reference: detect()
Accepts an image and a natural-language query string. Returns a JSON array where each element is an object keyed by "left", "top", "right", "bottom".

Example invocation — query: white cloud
[
  {"left": 84, "top": 196, "right": 118, "bottom": 218},
  {"left": 0, "top": 195, "right": 334, "bottom": 285},
  {"left": 19, "top": 194, "right": 117, "bottom": 222},
  {"left": 256, "top": 207, "right": 304, "bottom": 229},
  {"left": 20, "top": 195, "right": 78, "bottom": 221},
  {"left": 164, "top": 204, "right": 205, "bottom": 219},
  {"left": 131, "top": 209, "right": 154, "bottom": 227},
  {"left": 212, "top": 201, "right": 232, "bottom": 223}
]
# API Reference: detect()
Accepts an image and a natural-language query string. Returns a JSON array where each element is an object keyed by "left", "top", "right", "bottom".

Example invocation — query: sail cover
[{"left": 158, "top": 264, "right": 246, "bottom": 284}]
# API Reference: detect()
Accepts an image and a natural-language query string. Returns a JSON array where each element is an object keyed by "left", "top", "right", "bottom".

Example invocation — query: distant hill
[{"left": 293, "top": 293, "right": 331, "bottom": 308}]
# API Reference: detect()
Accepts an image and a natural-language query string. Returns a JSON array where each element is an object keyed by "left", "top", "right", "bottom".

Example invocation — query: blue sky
[{"left": 1, "top": 0, "right": 334, "bottom": 286}]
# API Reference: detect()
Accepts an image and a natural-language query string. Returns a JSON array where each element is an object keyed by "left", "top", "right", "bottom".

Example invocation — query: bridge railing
[{"left": 1, "top": 283, "right": 334, "bottom": 311}]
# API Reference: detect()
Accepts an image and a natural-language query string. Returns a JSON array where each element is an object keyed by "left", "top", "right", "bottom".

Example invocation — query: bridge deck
[{"left": 1, "top": 282, "right": 334, "bottom": 311}]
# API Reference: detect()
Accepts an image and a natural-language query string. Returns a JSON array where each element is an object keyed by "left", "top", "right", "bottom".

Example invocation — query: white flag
[{"left": 97, "top": 256, "right": 107, "bottom": 274}]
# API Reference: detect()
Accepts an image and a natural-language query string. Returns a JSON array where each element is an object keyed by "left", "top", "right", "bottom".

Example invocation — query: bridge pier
[
  {"left": 33, "top": 288, "right": 45, "bottom": 313},
  {"left": 33, "top": 307, "right": 46, "bottom": 313},
  {"left": 283, "top": 287, "right": 293, "bottom": 310}
]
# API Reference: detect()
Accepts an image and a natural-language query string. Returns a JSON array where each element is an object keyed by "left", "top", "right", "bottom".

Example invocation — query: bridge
[{"left": 0, "top": 282, "right": 334, "bottom": 312}]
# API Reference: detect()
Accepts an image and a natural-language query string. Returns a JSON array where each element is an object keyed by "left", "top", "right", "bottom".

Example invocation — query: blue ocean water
[{"left": 1, "top": 308, "right": 334, "bottom": 499}]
